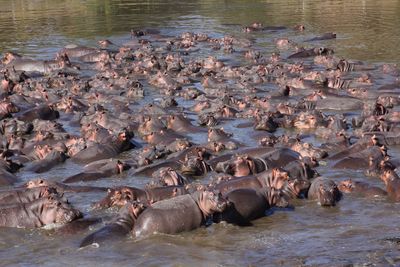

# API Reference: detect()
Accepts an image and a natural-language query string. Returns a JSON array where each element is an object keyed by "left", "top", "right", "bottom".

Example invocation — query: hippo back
[{"left": 134, "top": 194, "right": 203, "bottom": 237}]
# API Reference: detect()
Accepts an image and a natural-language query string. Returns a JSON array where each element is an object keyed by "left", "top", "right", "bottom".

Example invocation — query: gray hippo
[
  {"left": 0, "top": 186, "right": 57, "bottom": 206},
  {"left": 215, "top": 187, "right": 289, "bottom": 226},
  {"left": 133, "top": 190, "right": 228, "bottom": 237},
  {"left": 307, "top": 177, "right": 341, "bottom": 206},
  {"left": 0, "top": 195, "right": 82, "bottom": 228},
  {"left": 79, "top": 201, "right": 146, "bottom": 248}
]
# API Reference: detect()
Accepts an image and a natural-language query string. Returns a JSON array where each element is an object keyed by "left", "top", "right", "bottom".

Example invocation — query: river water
[{"left": 1, "top": 0, "right": 400, "bottom": 266}]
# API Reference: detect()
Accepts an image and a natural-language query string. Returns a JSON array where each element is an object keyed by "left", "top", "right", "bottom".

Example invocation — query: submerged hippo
[
  {"left": 133, "top": 190, "right": 228, "bottom": 237},
  {"left": 338, "top": 179, "right": 387, "bottom": 198},
  {"left": 307, "top": 177, "right": 341, "bottom": 206},
  {"left": 80, "top": 201, "right": 146, "bottom": 248},
  {"left": 0, "top": 195, "right": 82, "bottom": 228},
  {"left": 380, "top": 169, "right": 400, "bottom": 201}
]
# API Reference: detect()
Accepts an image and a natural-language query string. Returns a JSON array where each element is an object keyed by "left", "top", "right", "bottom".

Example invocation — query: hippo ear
[{"left": 172, "top": 188, "right": 178, "bottom": 196}]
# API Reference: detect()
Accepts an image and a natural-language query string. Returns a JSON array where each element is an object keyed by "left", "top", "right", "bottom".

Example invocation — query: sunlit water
[{"left": 1, "top": 1, "right": 400, "bottom": 266}]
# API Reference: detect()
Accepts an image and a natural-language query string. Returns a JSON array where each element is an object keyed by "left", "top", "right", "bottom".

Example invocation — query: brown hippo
[
  {"left": 337, "top": 179, "right": 387, "bottom": 198},
  {"left": 0, "top": 186, "right": 57, "bottom": 206},
  {"left": 215, "top": 187, "right": 289, "bottom": 226},
  {"left": 0, "top": 195, "right": 82, "bottom": 228},
  {"left": 307, "top": 177, "right": 341, "bottom": 206},
  {"left": 380, "top": 169, "right": 400, "bottom": 201},
  {"left": 133, "top": 190, "right": 228, "bottom": 237},
  {"left": 79, "top": 201, "right": 146, "bottom": 248}
]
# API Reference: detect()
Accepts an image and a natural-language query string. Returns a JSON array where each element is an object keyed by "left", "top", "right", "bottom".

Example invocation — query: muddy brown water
[{"left": 1, "top": 0, "right": 400, "bottom": 266}]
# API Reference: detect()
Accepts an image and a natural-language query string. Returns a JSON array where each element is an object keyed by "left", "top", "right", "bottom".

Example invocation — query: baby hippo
[
  {"left": 80, "top": 201, "right": 146, "bottom": 248},
  {"left": 133, "top": 190, "right": 228, "bottom": 237},
  {"left": 307, "top": 177, "right": 341, "bottom": 206},
  {"left": 0, "top": 195, "right": 82, "bottom": 228}
]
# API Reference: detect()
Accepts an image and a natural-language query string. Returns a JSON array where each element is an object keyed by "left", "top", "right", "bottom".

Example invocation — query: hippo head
[
  {"left": 215, "top": 155, "right": 265, "bottom": 177},
  {"left": 317, "top": 183, "right": 341, "bottom": 206},
  {"left": 207, "top": 128, "right": 232, "bottom": 142},
  {"left": 121, "top": 201, "right": 147, "bottom": 220},
  {"left": 26, "top": 178, "right": 50, "bottom": 188},
  {"left": 285, "top": 178, "right": 311, "bottom": 198},
  {"left": 258, "top": 168, "right": 289, "bottom": 190},
  {"left": 254, "top": 115, "right": 278, "bottom": 132},
  {"left": 263, "top": 187, "right": 289, "bottom": 208},
  {"left": 196, "top": 190, "right": 229, "bottom": 218},
  {"left": 380, "top": 169, "right": 399, "bottom": 185},
  {"left": 155, "top": 167, "right": 187, "bottom": 187},
  {"left": 337, "top": 179, "right": 354, "bottom": 193},
  {"left": 41, "top": 195, "right": 82, "bottom": 225},
  {"left": 181, "top": 156, "right": 211, "bottom": 177},
  {"left": 0, "top": 100, "right": 20, "bottom": 113},
  {"left": 294, "top": 114, "right": 324, "bottom": 129},
  {"left": 93, "top": 187, "right": 137, "bottom": 209}
]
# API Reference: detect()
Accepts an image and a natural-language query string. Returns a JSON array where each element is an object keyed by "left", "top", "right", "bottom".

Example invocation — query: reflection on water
[{"left": 0, "top": 0, "right": 400, "bottom": 62}]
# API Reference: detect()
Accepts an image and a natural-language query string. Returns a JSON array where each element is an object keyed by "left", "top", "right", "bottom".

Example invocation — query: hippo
[
  {"left": 307, "top": 177, "right": 341, "bottom": 206},
  {"left": 215, "top": 187, "right": 289, "bottom": 226},
  {"left": 149, "top": 167, "right": 188, "bottom": 187},
  {"left": 212, "top": 168, "right": 289, "bottom": 195},
  {"left": 63, "top": 159, "right": 131, "bottom": 183},
  {"left": 380, "top": 169, "right": 400, "bottom": 201},
  {"left": 80, "top": 201, "right": 146, "bottom": 248},
  {"left": 7, "top": 54, "right": 72, "bottom": 74},
  {"left": 72, "top": 131, "right": 134, "bottom": 164},
  {"left": 0, "top": 186, "right": 57, "bottom": 206},
  {"left": 304, "top": 32, "right": 336, "bottom": 42},
  {"left": 24, "top": 178, "right": 108, "bottom": 193},
  {"left": 0, "top": 195, "right": 82, "bottom": 228},
  {"left": 283, "top": 158, "right": 319, "bottom": 181},
  {"left": 133, "top": 190, "right": 228, "bottom": 237},
  {"left": 23, "top": 150, "right": 67, "bottom": 173},
  {"left": 166, "top": 114, "right": 207, "bottom": 134},
  {"left": 17, "top": 104, "right": 60, "bottom": 121},
  {"left": 93, "top": 185, "right": 188, "bottom": 209},
  {"left": 337, "top": 179, "right": 387, "bottom": 198},
  {"left": 288, "top": 47, "right": 334, "bottom": 59},
  {"left": 214, "top": 154, "right": 267, "bottom": 177}
]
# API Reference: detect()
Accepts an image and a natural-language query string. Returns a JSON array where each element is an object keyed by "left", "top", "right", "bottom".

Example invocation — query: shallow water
[{"left": 1, "top": 1, "right": 400, "bottom": 266}]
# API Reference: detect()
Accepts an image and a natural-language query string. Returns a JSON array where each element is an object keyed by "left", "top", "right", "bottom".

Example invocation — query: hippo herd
[{"left": 1, "top": 22, "right": 400, "bottom": 250}]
